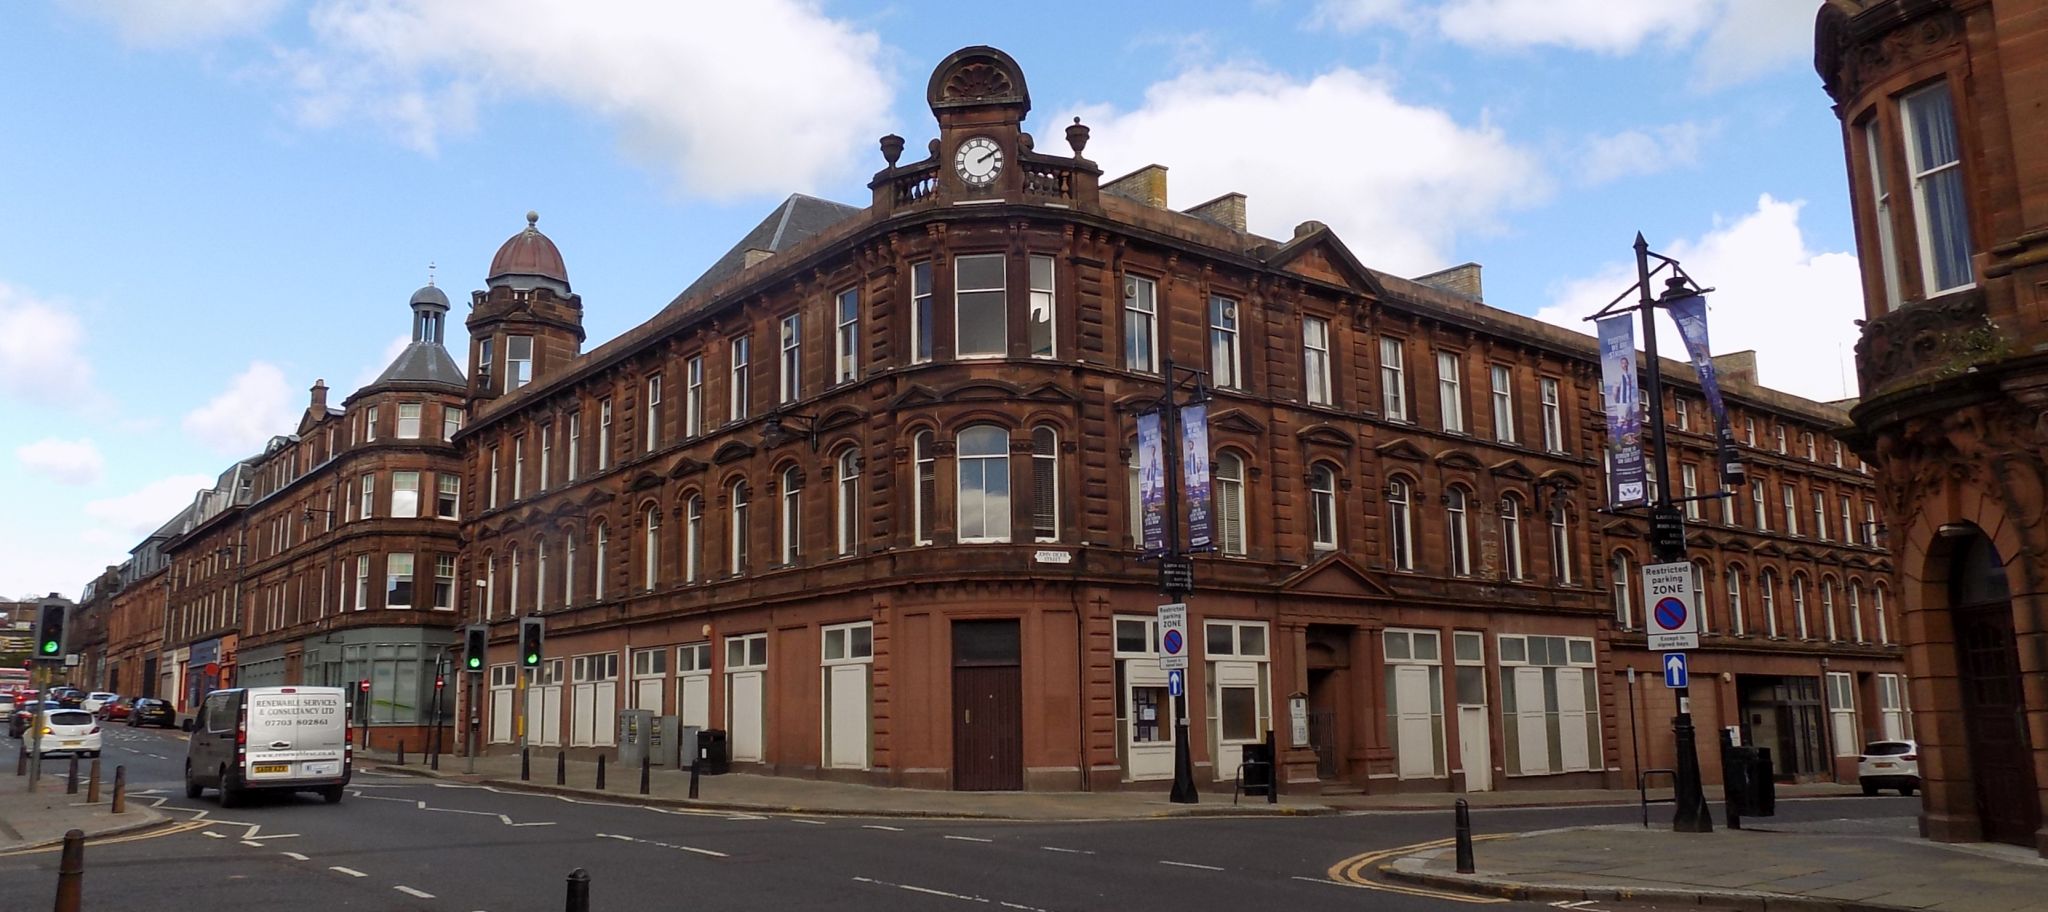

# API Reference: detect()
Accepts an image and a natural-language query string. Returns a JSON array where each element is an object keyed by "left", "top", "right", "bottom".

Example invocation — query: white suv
[{"left": 1857, "top": 740, "right": 1919, "bottom": 796}]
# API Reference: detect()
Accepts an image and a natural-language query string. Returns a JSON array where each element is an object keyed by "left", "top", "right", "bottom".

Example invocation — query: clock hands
[{"left": 976, "top": 148, "right": 997, "bottom": 165}]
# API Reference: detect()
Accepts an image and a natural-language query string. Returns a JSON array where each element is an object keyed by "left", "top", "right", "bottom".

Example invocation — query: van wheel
[
  {"left": 184, "top": 763, "right": 201, "bottom": 799},
  {"left": 1861, "top": 783, "right": 1878, "bottom": 796},
  {"left": 320, "top": 786, "right": 345, "bottom": 804},
  {"left": 218, "top": 768, "right": 243, "bottom": 808},
  {"left": 1900, "top": 783, "right": 1918, "bottom": 797}
]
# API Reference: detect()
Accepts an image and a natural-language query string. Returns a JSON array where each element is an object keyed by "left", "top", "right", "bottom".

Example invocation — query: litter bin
[
  {"left": 1749, "top": 747, "right": 1777, "bottom": 816},
  {"left": 1238, "top": 742, "right": 1274, "bottom": 796},
  {"left": 1720, "top": 737, "right": 1758, "bottom": 815},
  {"left": 697, "top": 729, "right": 730, "bottom": 775}
]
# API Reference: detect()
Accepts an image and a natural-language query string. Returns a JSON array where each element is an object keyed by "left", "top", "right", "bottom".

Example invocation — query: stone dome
[
  {"left": 487, "top": 210, "right": 569, "bottom": 292},
  {"left": 409, "top": 283, "right": 450, "bottom": 309}
]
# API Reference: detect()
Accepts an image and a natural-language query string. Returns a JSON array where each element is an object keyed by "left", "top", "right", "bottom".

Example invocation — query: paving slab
[{"left": 0, "top": 770, "right": 167, "bottom": 852}]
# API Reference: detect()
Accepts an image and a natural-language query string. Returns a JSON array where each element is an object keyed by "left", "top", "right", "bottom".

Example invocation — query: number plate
[
  {"left": 1874, "top": 762, "right": 1895, "bottom": 769},
  {"left": 252, "top": 764, "right": 290, "bottom": 775},
  {"left": 61, "top": 740, "right": 81, "bottom": 747}
]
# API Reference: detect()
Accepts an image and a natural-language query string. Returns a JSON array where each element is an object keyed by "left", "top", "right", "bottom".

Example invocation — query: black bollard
[
  {"left": 16, "top": 739, "right": 26, "bottom": 776},
  {"left": 556, "top": 750, "right": 566, "bottom": 786},
  {"left": 639, "top": 754, "right": 650, "bottom": 795},
  {"left": 430, "top": 739, "right": 440, "bottom": 771},
  {"left": 688, "top": 756, "right": 701, "bottom": 800},
  {"left": 53, "top": 828, "right": 84, "bottom": 912},
  {"left": 596, "top": 754, "right": 607, "bottom": 791},
  {"left": 66, "top": 755, "right": 79, "bottom": 795},
  {"left": 1454, "top": 798, "right": 1476, "bottom": 874},
  {"left": 396, "top": 740, "right": 406, "bottom": 766},
  {"left": 521, "top": 747, "right": 531, "bottom": 781},
  {"left": 111, "top": 765, "right": 126, "bottom": 814},
  {"left": 564, "top": 867, "right": 591, "bottom": 912},
  {"left": 87, "top": 757, "right": 100, "bottom": 803}
]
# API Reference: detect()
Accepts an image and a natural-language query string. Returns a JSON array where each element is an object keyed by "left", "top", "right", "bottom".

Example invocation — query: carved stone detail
[{"left": 1854, "top": 289, "right": 2000, "bottom": 395}]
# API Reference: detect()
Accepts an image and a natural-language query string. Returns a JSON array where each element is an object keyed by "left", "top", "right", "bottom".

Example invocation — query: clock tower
[{"left": 926, "top": 46, "right": 1032, "bottom": 200}]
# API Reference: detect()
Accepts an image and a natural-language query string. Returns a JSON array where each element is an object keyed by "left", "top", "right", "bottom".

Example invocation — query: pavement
[
  {"left": 1384, "top": 815, "right": 2048, "bottom": 912},
  {"left": 0, "top": 757, "right": 169, "bottom": 852}
]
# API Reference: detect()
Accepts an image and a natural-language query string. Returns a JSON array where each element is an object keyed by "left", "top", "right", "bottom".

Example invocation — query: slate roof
[
  {"left": 671, "top": 194, "right": 861, "bottom": 309},
  {"left": 371, "top": 341, "right": 467, "bottom": 389}
]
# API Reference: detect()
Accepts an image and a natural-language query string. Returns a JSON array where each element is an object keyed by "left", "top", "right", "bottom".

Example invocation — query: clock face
[{"left": 954, "top": 136, "right": 1003, "bottom": 187}]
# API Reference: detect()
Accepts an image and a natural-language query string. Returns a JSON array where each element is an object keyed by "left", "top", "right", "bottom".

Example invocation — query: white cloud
[
  {"left": 1533, "top": 194, "right": 1864, "bottom": 401},
  {"left": 1694, "top": 0, "right": 1825, "bottom": 90},
  {"left": 182, "top": 361, "right": 300, "bottom": 455},
  {"left": 0, "top": 283, "right": 93, "bottom": 404},
  {"left": 1307, "top": 0, "right": 1417, "bottom": 32},
  {"left": 259, "top": 0, "right": 891, "bottom": 196},
  {"left": 59, "top": 0, "right": 285, "bottom": 47},
  {"left": 1068, "top": 63, "right": 1548, "bottom": 277},
  {"left": 1434, "top": 0, "right": 1716, "bottom": 54},
  {"left": 84, "top": 473, "right": 214, "bottom": 539},
  {"left": 14, "top": 438, "right": 106, "bottom": 486},
  {"left": 1576, "top": 121, "right": 1716, "bottom": 186}
]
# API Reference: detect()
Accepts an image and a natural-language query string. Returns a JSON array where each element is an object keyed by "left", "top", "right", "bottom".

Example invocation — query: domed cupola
[
  {"left": 487, "top": 211, "right": 570, "bottom": 295},
  {"left": 409, "top": 278, "right": 450, "bottom": 344}
]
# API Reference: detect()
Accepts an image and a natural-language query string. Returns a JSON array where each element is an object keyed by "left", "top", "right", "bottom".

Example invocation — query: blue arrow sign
[
  {"left": 1167, "top": 669, "right": 1184, "bottom": 697},
  {"left": 1663, "top": 653, "right": 1689, "bottom": 689}
]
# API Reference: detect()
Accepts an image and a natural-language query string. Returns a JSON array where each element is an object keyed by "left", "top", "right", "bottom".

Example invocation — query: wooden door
[
  {"left": 1957, "top": 600, "right": 2039, "bottom": 844},
  {"left": 952, "top": 619, "right": 1023, "bottom": 791}
]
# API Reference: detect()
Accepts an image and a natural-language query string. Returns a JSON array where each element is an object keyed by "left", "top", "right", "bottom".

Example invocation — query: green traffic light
[
  {"left": 40, "top": 641, "right": 57, "bottom": 654},
  {"left": 524, "top": 653, "right": 538, "bottom": 665}
]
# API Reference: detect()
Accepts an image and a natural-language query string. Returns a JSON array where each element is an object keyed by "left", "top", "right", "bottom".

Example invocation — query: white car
[
  {"left": 81, "top": 692, "right": 118, "bottom": 713},
  {"left": 1858, "top": 739, "right": 1919, "bottom": 796},
  {"left": 36, "top": 709, "right": 103, "bottom": 758}
]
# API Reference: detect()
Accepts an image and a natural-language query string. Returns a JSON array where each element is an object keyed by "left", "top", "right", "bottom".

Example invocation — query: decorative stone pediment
[
  {"left": 1489, "top": 459, "right": 1535, "bottom": 481},
  {"left": 1296, "top": 423, "right": 1355, "bottom": 449},
  {"left": 1280, "top": 552, "right": 1395, "bottom": 598},
  {"left": 1262, "top": 225, "right": 1387, "bottom": 298},
  {"left": 626, "top": 470, "right": 665, "bottom": 492},
  {"left": 712, "top": 440, "right": 756, "bottom": 465},
  {"left": 1022, "top": 381, "right": 1082, "bottom": 404},
  {"left": 666, "top": 456, "right": 708, "bottom": 479},
  {"left": 927, "top": 46, "right": 1031, "bottom": 114},
  {"left": 1210, "top": 408, "right": 1266, "bottom": 435},
  {"left": 943, "top": 380, "right": 1027, "bottom": 401},
  {"left": 888, "top": 385, "right": 945, "bottom": 409},
  {"left": 1435, "top": 450, "right": 1485, "bottom": 471},
  {"left": 1376, "top": 438, "right": 1428, "bottom": 462}
]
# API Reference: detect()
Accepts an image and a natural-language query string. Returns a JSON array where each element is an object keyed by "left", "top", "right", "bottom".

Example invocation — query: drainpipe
[{"left": 1070, "top": 565, "right": 1091, "bottom": 791}]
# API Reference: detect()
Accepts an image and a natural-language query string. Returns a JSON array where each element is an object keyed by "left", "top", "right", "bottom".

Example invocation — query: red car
[{"left": 97, "top": 697, "right": 132, "bottom": 722}]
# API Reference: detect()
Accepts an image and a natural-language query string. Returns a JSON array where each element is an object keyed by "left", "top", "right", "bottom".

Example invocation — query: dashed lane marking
[
  {"left": 203, "top": 832, "right": 227, "bottom": 839},
  {"left": 943, "top": 835, "right": 993, "bottom": 843},
  {"left": 862, "top": 825, "right": 904, "bottom": 832},
  {"left": 242, "top": 841, "right": 264, "bottom": 847},
  {"left": 595, "top": 832, "right": 729, "bottom": 858},
  {"left": 396, "top": 886, "right": 436, "bottom": 899},
  {"left": 330, "top": 866, "right": 367, "bottom": 878},
  {"left": 1159, "top": 860, "right": 1224, "bottom": 871},
  {"left": 852, "top": 876, "right": 1054, "bottom": 912},
  {"left": 1039, "top": 846, "right": 1093, "bottom": 855},
  {"left": 790, "top": 818, "right": 827, "bottom": 825},
  {"left": 282, "top": 852, "right": 310, "bottom": 861}
]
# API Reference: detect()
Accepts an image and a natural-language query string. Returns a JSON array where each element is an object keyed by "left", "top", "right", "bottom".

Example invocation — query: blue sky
[{"left": 0, "top": 0, "right": 1863, "bottom": 598}]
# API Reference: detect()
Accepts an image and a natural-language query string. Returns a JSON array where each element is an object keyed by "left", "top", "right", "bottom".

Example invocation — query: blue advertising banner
[
  {"left": 1138, "top": 411, "right": 1167, "bottom": 557},
  {"left": 1665, "top": 294, "right": 1737, "bottom": 459},
  {"left": 1599, "top": 315, "right": 1647, "bottom": 507},
  {"left": 1181, "top": 403, "right": 1213, "bottom": 552}
]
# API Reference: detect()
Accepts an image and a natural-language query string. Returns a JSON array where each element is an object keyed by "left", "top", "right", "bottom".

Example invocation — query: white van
[{"left": 184, "top": 686, "right": 352, "bottom": 806}]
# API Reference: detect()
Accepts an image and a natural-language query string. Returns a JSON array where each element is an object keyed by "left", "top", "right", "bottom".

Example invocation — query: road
[{"left": 3, "top": 724, "right": 1917, "bottom": 912}]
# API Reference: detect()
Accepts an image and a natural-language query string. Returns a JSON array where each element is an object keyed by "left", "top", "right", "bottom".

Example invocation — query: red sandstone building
[
  {"left": 1819, "top": 0, "right": 2048, "bottom": 850},
  {"left": 437, "top": 46, "right": 1907, "bottom": 794}
]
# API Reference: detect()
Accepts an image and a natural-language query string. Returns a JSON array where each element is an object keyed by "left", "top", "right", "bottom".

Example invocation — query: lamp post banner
[
  {"left": 1598, "top": 314, "right": 1646, "bottom": 507},
  {"left": 1138, "top": 410, "right": 1167, "bottom": 558},
  {"left": 1180, "top": 402, "right": 1213, "bottom": 553},
  {"left": 1666, "top": 294, "right": 1736, "bottom": 458}
]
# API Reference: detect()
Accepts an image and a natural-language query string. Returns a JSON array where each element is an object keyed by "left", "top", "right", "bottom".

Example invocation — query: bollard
[
  {"left": 521, "top": 747, "right": 531, "bottom": 781},
  {"left": 87, "top": 758, "right": 100, "bottom": 804},
  {"left": 688, "top": 757, "right": 701, "bottom": 800},
  {"left": 596, "top": 754, "right": 607, "bottom": 791},
  {"left": 66, "top": 755, "right": 79, "bottom": 795},
  {"left": 564, "top": 867, "right": 591, "bottom": 912},
  {"left": 16, "top": 739, "right": 25, "bottom": 776},
  {"left": 1454, "top": 798, "right": 1476, "bottom": 874},
  {"left": 111, "top": 765, "right": 126, "bottom": 814},
  {"left": 639, "top": 754, "right": 650, "bottom": 795},
  {"left": 430, "top": 741, "right": 440, "bottom": 772},
  {"left": 556, "top": 750, "right": 566, "bottom": 786},
  {"left": 52, "top": 828, "right": 84, "bottom": 912},
  {"left": 396, "top": 740, "right": 406, "bottom": 766}
]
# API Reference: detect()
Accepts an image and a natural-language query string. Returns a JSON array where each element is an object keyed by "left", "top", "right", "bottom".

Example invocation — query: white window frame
[
  {"left": 911, "top": 262, "right": 934, "bottom": 365},
  {"left": 646, "top": 374, "right": 663, "bottom": 452},
  {"left": 685, "top": 356, "right": 703, "bottom": 438},
  {"left": 1387, "top": 477, "right": 1414, "bottom": 570},
  {"left": 1028, "top": 255, "right": 1055, "bottom": 360},
  {"left": 1380, "top": 337, "right": 1408, "bottom": 421},
  {"left": 1308, "top": 464, "right": 1337, "bottom": 551},
  {"left": 598, "top": 399, "right": 613, "bottom": 471},
  {"left": 1762, "top": 570, "right": 1780, "bottom": 637},
  {"left": 1727, "top": 566, "right": 1746, "bottom": 635},
  {"left": 1539, "top": 378, "right": 1562, "bottom": 453},
  {"left": 1217, "top": 451, "right": 1247, "bottom": 557},
  {"left": 391, "top": 471, "right": 420, "bottom": 519},
  {"left": 1497, "top": 634, "right": 1600, "bottom": 776},
  {"left": 643, "top": 507, "right": 661, "bottom": 590},
  {"left": 567, "top": 413, "right": 580, "bottom": 482},
  {"left": 594, "top": 524, "right": 609, "bottom": 601},
  {"left": 955, "top": 254, "right": 1007, "bottom": 359},
  {"left": 1490, "top": 364, "right": 1515, "bottom": 443},
  {"left": 1304, "top": 316, "right": 1332, "bottom": 406},
  {"left": 385, "top": 552, "right": 413, "bottom": 610},
  {"left": 507, "top": 335, "right": 533, "bottom": 389},
  {"left": 1864, "top": 120, "right": 1905, "bottom": 310},
  {"left": 1383, "top": 628, "right": 1446, "bottom": 780},
  {"left": 1031, "top": 426, "right": 1058, "bottom": 543},
  {"left": 513, "top": 435, "right": 525, "bottom": 499},
  {"left": 1549, "top": 505, "right": 1572, "bottom": 585},
  {"left": 1124, "top": 276, "right": 1159, "bottom": 374},
  {"left": 730, "top": 481, "right": 750, "bottom": 575},
  {"left": 779, "top": 466, "right": 802, "bottom": 565},
  {"left": 835, "top": 288, "right": 860, "bottom": 383},
  {"left": 1445, "top": 487, "right": 1472, "bottom": 576},
  {"left": 1209, "top": 295, "right": 1242, "bottom": 390},
  {"left": 956, "top": 425, "right": 1011, "bottom": 544},
  {"left": 729, "top": 337, "right": 751, "bottom": 421},
  {"left": 685, "top": 496, "right": 702, "bottom": 583},
  {"left": 1499, "top": 496, "right": 1525, "bottom": 580},
  {"left": 1681, "top": 464, "right": 1699, "bottom": 520},
  {"left": 1437, "top": 351, "right": 1465, "bottom": 433},
  {"left": 1901, "top": 83, "right": 1974, "bottom": 296},
  {"left": 397, "top": 402, "right": 422, "bottom": 439},
  {"left": 1612, "top": 552, "right": 1634, "bottom": 627},
  {"left": 1826, "top": 671, "right": 1858, "bottom": 757},
  {"left": 836, "top": 450, "right": 859, "bottom": 557},
  {"left": 778, "top": 313, "right": 801, "bottom": 405}
]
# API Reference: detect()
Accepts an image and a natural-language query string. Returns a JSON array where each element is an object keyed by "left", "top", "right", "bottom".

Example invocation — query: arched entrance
[{"left": 1948, "top": 530, "right": 2039, "bottom": 845}]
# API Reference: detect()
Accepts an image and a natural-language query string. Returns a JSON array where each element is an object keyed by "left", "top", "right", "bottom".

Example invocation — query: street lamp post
[{"left": 1147, "top": 356, "right": 1209, "bottom": 805}]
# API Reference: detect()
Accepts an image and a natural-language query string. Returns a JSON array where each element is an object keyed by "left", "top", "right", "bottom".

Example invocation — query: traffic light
[
  {"left": 463, "top": 625, "right": 488, "bottom": 673},
  {"left": 33, "top": 603, "right": 65, "bottom": 662},
  {"left": 518, "top": 617, "right": 544, "bottom": 668}
]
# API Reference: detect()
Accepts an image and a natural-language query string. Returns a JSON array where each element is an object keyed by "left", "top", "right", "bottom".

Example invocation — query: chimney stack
[
  {"left": 310, "top": 379, "right": 329, "bottom": 413},
  {"left": 1103, "top": 165, "right": 1169, "bottom": 208}
]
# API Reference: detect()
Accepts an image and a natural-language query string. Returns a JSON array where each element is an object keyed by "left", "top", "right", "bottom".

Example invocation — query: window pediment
[
  {"left": 1375, "top": 438, "right": 1429, "bottom": 462},
  {"left": 1296, "top": 423, "right": 1355, "bottom": 449},
  {"left": 1434, "top": 450, "right": 1485, "bottom": 471},
  {"left": 713, "top": 440, "right": 757, "bottom": 465}
]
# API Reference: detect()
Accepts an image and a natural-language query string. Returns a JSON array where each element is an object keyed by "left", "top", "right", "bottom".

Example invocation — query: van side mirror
[{"left": 181, "top": 717, "right": 196, "bottom": 733}]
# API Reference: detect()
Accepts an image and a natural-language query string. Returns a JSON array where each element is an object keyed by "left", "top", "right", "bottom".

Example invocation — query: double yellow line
[
  {"left": 1322, "top": 835, "right": 1509, "bottom": 903},
  {"left": 0, "top": 820, "right": 212, "bottom": 858}
]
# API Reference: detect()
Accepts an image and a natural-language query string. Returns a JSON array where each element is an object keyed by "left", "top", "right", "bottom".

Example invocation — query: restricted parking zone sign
[{"left": 1642, "top": 561, "right": 1698, "bottom": 650}]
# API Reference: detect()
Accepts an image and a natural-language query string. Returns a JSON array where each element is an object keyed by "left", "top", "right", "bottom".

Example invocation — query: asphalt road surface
[{"left": 2, "top": 725, "right": 1917, "bottom": 912}]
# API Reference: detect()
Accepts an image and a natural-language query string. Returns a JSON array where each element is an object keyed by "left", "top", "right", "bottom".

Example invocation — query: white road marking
[
  {"left": 203, "top": 832, "right": 227, "bottom": 839},
  {"left": 594, "top": 832, "right": 729, "bottom": 858},
  {"left": 395, "top": 885, "right": 436, "bottom": 899},
  {"left": 282, "top": 852, "right": 309, "bottom": 861},
  {"left": 1039, "top": 846, "right": 1093, "bottom": 855},
  {"left": 944, "top": 835, "right": 993, "bottom": 843},
  {"left": 790, "top": 818, "right": 827, "bottom": 826},
  {"left": 862, "top": 824, "right": 904, "bottom": 832},
  {"left": 851, "top": 876, "right": 1052, "bottom": 912},
  {"left": 1159, "top": 860, "right": 1224, "bottom": 871},
  {"left": 331, "top": 866, "right": 367, "bottom": 878},
  {"left": 241, "top": 841, "right": 264, "bottom": 847}
]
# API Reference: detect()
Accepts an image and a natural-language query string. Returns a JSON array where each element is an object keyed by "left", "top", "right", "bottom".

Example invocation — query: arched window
[
  {"left": 1031, "top": 426, "right": 1059, "bottom": 542},
  {"left": 1792, "top": 573, "right": 1810, "bottom": 639},
  {"left": 956, "top": 425, "right": 1011, "bottom": 543},
  {"left": 484, "top": 551, "right": 497, "bottom": 618},
  {"left": 509, "top": 547, "right": 522, "bottom": 615},
  {"left": 1874, "top": 583, "right": 1890, "bottom": 644},
  {"left": 564, "top": 533, "right": 577, "bottom": 605},
  {"left": 535, "top": 536, "right": 549, "bottom": 610},
  {"left": 1445, "top": 487, "right": 1471, "bottom": 576},
  {"left": 1611, "top": 552, "right": 1634, "bottom": 626},
  {"left": 780, "top": 466, "right": 803, "bottom": 565},
  {"left": 1548, "top": 503, "right": 1572, "bottom": 584},
  {"left": 836, "top": 450, "right": 859, "bottom": 556},
  {"left": 730, "top": 481, "right": 751, "bottom": 574},
  {"left": 1217, "top": 452, "right": 1246, "bottom": 556},
  {"left": 1821, "top": 579, "right": 1838, "bottom": 641},
  {"left": 913, "top": 431, "right": 935, "bottom": 546},
  {"left": 1309, "top": 464, "right": 1337, "bottom": 551},
  {"left": 1848, "top": 583, "right": 1864, "bottom": 642},
  {"left": 1725, "top": 566, "right": 1745, "bottom": 636},
  {"left": 1692, "top": 559, "right": 1710, "bottom": 634},
  {"left": 1387, "top": 478, "right": 1414, "bottom": 570},
  {"left": 644, "top": 507, "right": 662, "bottom": 590},
  {"left": 685, "top": 496, "right": 703, "bottom": 582},
  {"left": 1499, "top": 495, "right": 1525, "bottom": 579},
  {"left": 594, "top": 524, "right": 608, "bottom": 601},
  {"left": 1760, "top": 569, "right": 1778, "bottom": 637}
]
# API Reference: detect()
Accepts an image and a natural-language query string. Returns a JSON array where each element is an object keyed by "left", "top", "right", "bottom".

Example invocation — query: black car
[
  {"left": 8, "top": 701, "right": 60, "bottom": 738},
  {"left": 128, "top": 697, "right": 177, "bottom": 729},
  {"left": 51, "top": 688, "right": 85, "bottom": 708}
]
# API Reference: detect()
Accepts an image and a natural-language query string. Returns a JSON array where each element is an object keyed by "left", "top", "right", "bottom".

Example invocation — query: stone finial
[
  {"left": 1066, "top": 117, "right": 1090, "bottom": 157},
  {"left": 880, "top": 134, "right": 905, "bottom": 167}
]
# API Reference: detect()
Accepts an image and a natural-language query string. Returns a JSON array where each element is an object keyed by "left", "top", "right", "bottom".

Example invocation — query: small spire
[
  {"left": 526, "top": 210, "right": 540, "bottom": 233},
  {"left": 427, "top": 261, "right": 436, "bottom": 287}
]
